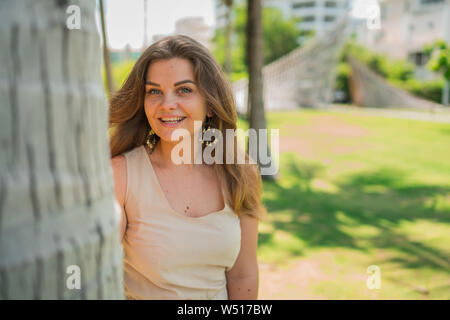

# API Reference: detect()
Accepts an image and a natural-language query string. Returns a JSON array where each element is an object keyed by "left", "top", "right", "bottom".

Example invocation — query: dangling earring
[
  {"left": 201, "top": 116, "right": 217, "bottom": 147},
  {"left": 146, "top": 127, "right": 157, "bottom": 152}
]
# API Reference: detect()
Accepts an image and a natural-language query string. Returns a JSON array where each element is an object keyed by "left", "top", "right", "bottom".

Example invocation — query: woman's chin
[
  {"left": 157, "top": 127, "right": 194, "bottom": 141},
  {"left": 158, "top": 133, "right": 191, "bottom": 144}
]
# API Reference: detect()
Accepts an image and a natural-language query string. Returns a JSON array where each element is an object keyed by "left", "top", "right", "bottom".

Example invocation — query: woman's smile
[{"left": 158, "top": 116, "right": 187, "bottom": 128}]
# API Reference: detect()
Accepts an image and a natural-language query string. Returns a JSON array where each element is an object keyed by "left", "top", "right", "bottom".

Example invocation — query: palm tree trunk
[
  {"left": 0, "top": 0, "right": 124, "bottom": 299},
  {"left": 99, "top": 0, "right": 115, "bottom": 96},
  {"left": 246, "top": 0, "right": 276, "bottom": 180},
  {"left": 143, "top": 0, "right": 149, "bottom": 49},
  {"left": 223, "top": 0, "right": 233, "bottom": 76}
]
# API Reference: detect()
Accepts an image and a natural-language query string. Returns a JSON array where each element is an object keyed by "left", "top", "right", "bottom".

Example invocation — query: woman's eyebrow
[{"left": 145, "top": 80, "right": 196, "bottom": 86}]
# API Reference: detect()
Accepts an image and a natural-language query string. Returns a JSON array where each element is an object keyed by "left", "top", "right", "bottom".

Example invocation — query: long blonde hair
[{"left": 109, "top": 35, "right": 267, "bottom": 221}]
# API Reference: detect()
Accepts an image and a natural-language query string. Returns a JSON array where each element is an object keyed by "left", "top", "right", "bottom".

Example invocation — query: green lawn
[{"left": 239, "top": 109, "right": 450, "bottom": 299}]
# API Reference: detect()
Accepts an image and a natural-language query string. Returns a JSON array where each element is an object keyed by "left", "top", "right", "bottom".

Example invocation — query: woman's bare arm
[
  {"left": 111, "top": 155, "right": 128, "bottom": 241},
  {"left": 226, "top": 214, "right": 259, "bottom": 300}
]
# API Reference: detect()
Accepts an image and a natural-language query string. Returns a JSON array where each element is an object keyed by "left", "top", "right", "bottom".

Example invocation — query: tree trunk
[
  {"left": 223, "top": 0, "right": 233, "bottom": 77},
  {"left": 143, "top": 0, "right": 149, "bottom": 50},
  {"left": 0, "top": 0, "right": 124, "bottom": 299},
  {"left": 246, "top": 0, "right": 276, "bottom": 180},
  {"left": 443, "top": 80, "right": 449, "bottom": 106},
  {"left": 99, "top": 0, "right": 115, "bottom": 96}
]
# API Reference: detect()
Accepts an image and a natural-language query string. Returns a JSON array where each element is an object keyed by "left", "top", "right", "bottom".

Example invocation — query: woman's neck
[{"left": 154, "top": 137, "right": 201, "bottom": 172}]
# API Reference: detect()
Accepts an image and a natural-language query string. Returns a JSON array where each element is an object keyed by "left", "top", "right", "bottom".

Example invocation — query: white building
[
  {"left": 153, "top": 17, "right": 214, "bottom": 50},
  {"left": 358, "top": 0, "right": 450, "bottom": 74},
  {"left": 289, "top": 0, "right": 350, "bottom": 42}
]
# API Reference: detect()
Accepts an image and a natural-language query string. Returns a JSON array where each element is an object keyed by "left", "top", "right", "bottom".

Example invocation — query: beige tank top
[{"left": 121, "top": 145, "right": 241, "bottom": 300}]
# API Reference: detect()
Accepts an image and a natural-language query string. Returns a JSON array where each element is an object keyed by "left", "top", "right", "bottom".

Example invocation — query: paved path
[{"left": 326, "top": 105, "right": 450, "bottom": 124}]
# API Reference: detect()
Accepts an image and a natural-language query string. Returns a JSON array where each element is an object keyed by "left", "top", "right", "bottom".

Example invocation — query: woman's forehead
[{"left": 146, "top": 58, "right": 194, "bottom": 82}]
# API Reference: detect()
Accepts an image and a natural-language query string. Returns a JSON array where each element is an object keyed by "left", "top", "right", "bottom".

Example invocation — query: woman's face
[{"left": 144, "top": 58, "right": 212, "bottom": 143}]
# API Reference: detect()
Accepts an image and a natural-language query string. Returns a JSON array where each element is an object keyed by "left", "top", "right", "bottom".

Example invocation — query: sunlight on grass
[
  {"left": 394, "top": 219, "right": 450, "bottom": 254},
  {"left": 249, "top": 109, "right": 450, "bottom": 299},
  {"left": 259, "top": 229, "right": 307, "bottom": 264},
  {"left": 423, "top": 194, "right": 450, "bottom": 212},
  {"left": 311, "top": 178, "right": 340, "bottom": 194}
]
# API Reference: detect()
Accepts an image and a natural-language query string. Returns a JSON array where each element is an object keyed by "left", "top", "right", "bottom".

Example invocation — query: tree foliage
[
  {"left": 339, "top": 41, "right": 444, "bottom": 104},
  {"left": 212, "top": 1, "right": 302, "bottom": 81},
  {"left": 262, "top": 7, "right": 302, "bottom": 65},
  {"left": 345, "top": 42, "right": 416, "bottom": 82},
  {"left": 424, "top": 39, "right": 450, "bottom": 81}
]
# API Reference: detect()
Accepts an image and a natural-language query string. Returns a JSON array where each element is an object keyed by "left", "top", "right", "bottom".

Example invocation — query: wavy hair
[{"left": 109, "top": 35, "right": 266, "bottom": 220}]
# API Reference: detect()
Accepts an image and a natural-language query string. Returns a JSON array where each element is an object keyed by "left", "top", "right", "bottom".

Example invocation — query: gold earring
[
  {"left": 146, "top": 128, "right": 157, "bottom": 151},
  {"left": 201, "top": 117, "right": 214, "bottom": 147}
]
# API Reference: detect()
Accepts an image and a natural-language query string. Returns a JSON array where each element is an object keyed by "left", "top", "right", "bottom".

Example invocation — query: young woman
[{"left": 109, "top": 35, "right": 267, "bottom": 300}]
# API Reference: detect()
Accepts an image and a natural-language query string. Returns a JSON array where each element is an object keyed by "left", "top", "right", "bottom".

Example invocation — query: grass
[{"left": 239, "top": 109, "right": 450, "bottom": 299}]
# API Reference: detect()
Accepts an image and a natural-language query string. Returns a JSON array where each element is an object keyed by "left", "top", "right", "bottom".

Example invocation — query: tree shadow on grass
[
  {"left": 439, "top": 127, "right": 450, "bottom": 136},
  {"left": 260, "top": 155, "right": 450, "bottom": 273}
]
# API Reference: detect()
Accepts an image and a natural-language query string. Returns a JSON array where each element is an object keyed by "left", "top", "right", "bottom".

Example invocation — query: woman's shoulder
[
  {"left": 111, "top": 153, "right": 126, "bottom": 169},
  {"left": 111, "top": 145, "right": 142, "bottom": 195},
  {"left": 111, "top": 154, "right": 127, "bottom": 208},
  {"left": 123, "top": 144, "right": 144, "bottom": 158},
  {"left": 110, "top": 145, "right": 145, "bottom": 195}
]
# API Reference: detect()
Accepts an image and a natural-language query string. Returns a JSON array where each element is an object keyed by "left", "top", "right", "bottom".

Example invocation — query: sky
[
  {"left": 101, "top": 0, "right": 378, "bottom": 50},
  {"left": 350, "top": 0, "right": 379, "bottom": 19},
  {"left": 102, "top": 0, "right": 215, "bottom": 49}
]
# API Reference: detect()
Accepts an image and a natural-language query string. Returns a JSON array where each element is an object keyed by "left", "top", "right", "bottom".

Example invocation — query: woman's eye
[
  {"left": 178, "top": 87, "right": 192, "bottom": 94},
  {"left": 147, "top": 88, "right": 161, "bottom": 95}
]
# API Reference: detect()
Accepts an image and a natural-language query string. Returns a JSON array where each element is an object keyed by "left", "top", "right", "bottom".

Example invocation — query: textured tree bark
[
  {"left": 0, "top": 0, "right": 124, "bottom": 299},
  {"left": 246, "top": 0, "right": 276, "bottom": 180}
]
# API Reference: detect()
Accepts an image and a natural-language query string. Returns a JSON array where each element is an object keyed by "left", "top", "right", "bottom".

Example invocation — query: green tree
[
  {"left": 425, "top": 40, "right": 450, "bottom": 81},
  {"left": 341, "top": 41, "right": 445, "bottom": 104},
  {"left": 262, "top": 7, "right": 302, "bottom": 65},
  {"left": 212, "top": 3, "right": 248, "bottom": 81},
  {"left": 222, "top": 0, "right": 233, "bottom": 77},
  {"left": 213, "top": 1, "right": 302, "bottom": 81},
  {"left": 424, "top": 39, "right": 450, "bottom": 106}
]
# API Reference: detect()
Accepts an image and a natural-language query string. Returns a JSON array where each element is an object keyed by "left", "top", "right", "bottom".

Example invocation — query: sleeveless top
[{"left": 121, "top": 145, "right": 241, "bottom": 300}]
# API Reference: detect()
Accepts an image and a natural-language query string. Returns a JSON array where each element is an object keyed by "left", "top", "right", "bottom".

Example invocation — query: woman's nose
[{"left": 161, "top": 92, "right": 178, "bottom": 109}]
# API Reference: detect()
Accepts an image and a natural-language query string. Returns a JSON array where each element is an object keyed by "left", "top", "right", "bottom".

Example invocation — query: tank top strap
[
  {"left": 121, "top": 146, "right": 137, "bottom": 207},
  {"left": 122, "top": 145, "right": 168, "bottom": 219}
]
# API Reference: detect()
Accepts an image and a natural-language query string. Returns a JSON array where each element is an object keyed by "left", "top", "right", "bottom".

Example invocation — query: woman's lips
[{"left": 158, "top": 117, "right": 186, "bottom": 128}]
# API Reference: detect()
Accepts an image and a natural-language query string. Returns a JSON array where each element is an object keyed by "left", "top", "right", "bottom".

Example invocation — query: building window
[
  {"left": 292, "top": 1, "right": 316, "bottom": 9},
  {"left": 381, "top": 6, "right": 387, "bottom": 20},
  {"left": 409, "top": 52, "right": 429, "bottom": 66},
  {"left": 428, "top": 21, "right": 434, "bottom": 28},
  {"left": 325, "top": 1, "right": 337, "bottom": 7},
  {"left": 299, "top": 29, "right": 315, "bottom": 37},
  {"left": 420, "top": 0, "right": 444, "bottom": 4},
  {"left": 375, "top": 30, "right": 385, "bottom": 42},
  {"left": 324, "top": 16, "right": 336, "bottom": 22},
  {"left": 302, "top": 16, "right": 316, "bottom": 22}
]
